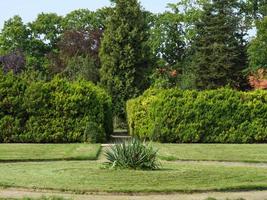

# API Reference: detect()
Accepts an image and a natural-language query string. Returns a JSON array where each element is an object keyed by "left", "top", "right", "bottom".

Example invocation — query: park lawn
[
  {"left": 0, "top": 161, "right": 267, "bottom": 193},
  {"left": 0, "top": 144, "right": 101, "bottom": 161},
  {"left": 156, "top": 143, "right": 267, "bottom": 163}
]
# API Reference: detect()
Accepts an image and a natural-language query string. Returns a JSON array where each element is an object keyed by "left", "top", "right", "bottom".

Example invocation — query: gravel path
[{"left": 1, "top": 188, "right": 267, "bottom": 200}]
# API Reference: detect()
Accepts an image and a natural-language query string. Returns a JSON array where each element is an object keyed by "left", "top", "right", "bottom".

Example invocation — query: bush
[
  {"left": 127, "top": 88, "right": 267, "bottom": 143},
  {"left": 0, "top": 72, "right": 113, "bottom": 143},
  {"left": 105, "top": 138, "right": 160, "bottom": 170},
  {"left": 0, "top": 72, "right": 27, "bottom": 142}
]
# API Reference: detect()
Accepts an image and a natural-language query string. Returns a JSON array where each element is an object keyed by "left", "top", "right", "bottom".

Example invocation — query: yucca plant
[{"left": 105, "top": 138, "right": 160, "bottom": 170}]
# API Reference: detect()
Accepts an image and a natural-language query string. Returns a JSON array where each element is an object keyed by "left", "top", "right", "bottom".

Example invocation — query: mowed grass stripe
[
  {"left": 0, "top": 161, "right": 267, "bottom": 193},
  {"left": 0, "top": 144, "right": 101, "bottom": 161},
  {"left": 156, "top": 144, "right": 267, "bottom": 163}
]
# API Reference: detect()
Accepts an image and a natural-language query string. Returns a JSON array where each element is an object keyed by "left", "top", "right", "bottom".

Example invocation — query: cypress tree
[
  {"left": 191, "top": 0, "right": 246, "bottom": 89},
  {"left": 100, "top": 0, "right": 151, "bottom": 118}
]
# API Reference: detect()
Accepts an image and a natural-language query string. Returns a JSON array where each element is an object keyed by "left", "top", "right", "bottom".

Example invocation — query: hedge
[
  {"left": 0, "top": 72, "right": 113, "bottom": 143},
  {"left": 127, "top": 88, "right": 267, "bottom": 143}
]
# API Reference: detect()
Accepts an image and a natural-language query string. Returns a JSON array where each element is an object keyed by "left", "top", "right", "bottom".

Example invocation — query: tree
[
  {"left": 190, "top": 0, "right": 247, "bottom": 89},
  {"left": 149, "top": 10, "right": 185, "bottom": 67},
  {"left": 63, "top": 9, "right": 96, "bottom": 31},
  {"left": 248, "top": 16, "right": 267, "bottom": 70},
  {"left": 55, "top": 8, "right": 108, "bottom": 82},
  {"left": 59, "top": 29, "right": 102, "bottom": 58},
  {"left": 0, "top": 16, "right": 29, "bottom": 53},
  {"left": 0, "top": 16, "right": 45, "bottom": 74},
  {"left": 0, "top": 13, "right": 64, "bottom": 74},
  {"left": 47, "top": 28, "right": 103, "bottom": 83},
  {"left": 100, "top": 0, "right": 152, "bottom": 118},
  {"left": 29, "top": 13, "right": 63, "bottom": 51},
  {"left": 63, "top": 8, "right": 110, "bottom": 31},
  {"left": 148, "top": 7, "right": 187, "bottom": 89},
  {"left": 24, "top": 13, "right": 62, "bottom": 73},
  {"left": 0, "top": 10, "right": 107, "bottom": 76},
  {"left": 246, "top": 0, "right": 267, "bottom": 19},
  {"left": 0, "top": 50, "right": 26, "bottom": 74}
]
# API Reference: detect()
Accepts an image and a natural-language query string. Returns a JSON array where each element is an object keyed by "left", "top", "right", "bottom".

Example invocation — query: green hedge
[
  {"left": 0, "top": 72, "right": 113, "bottom": 143},
  {"left": 127, "top": 88, "right": 267, "bottom": 143}
]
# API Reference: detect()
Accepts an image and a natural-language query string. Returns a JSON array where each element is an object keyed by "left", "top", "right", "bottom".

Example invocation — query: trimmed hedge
[
  {"left": 127, "top": 88, "right": 267, "bottom": 143},
  {"left": 0, "top": 72, "right": 113, "bottom": 143}
]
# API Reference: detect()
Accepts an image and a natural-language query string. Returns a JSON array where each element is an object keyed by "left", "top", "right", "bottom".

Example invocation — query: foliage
[
  {"left": 58, "top": 29, "right": 102, "bottom": 59},
  {"left": 127, "top": 88, "right": 267, "bottom": 143},
  {"left": 0, "top": 10, "right": 106, "bottom": 76},
  {"left": 246, "top": 0, "right": 267, "bottom": 19},
  {"left": 147, "top": 7, "right": 187, "bottom": 89},
  {"left": 29, "top": 13, "right": 63, "bottom": 51},
  {"left": 189, "top": 0, "right": 247, "bottom": 89},
  {"left": 150, "top": 66, "right": 180, "bottom": 89},
  {"left": 0, "top": 14, "right": 62, "bottom": 73},
  {"left": 0, "top": 71, "right": 27, "bottom": 142},
  {"left": 47, "top": 29, "right": 102, "bottom": 82},
  {"left": 100, "top": 0, "right": 153, "bottom": 118},
  {"left": 0, "top": 16, "right": 29, "bottom": 53},
  {"left": 148, "top": 0, "right": 250, "bottom": 90},
  {"left": 105, "top": 138, "right": 160, "bottom": 170},
  {"left": 248, "top": 69, "right": 267, "bottom": 89},
  {"left": 248, "top": 16, "right": 267, "bottom": 71},
  {"left": 63, "top": 8, "right": 109, "bottom": 31},
  {"left": 0, "top": 72, "right": 113, "bottom": 143},
  {"left": 63, "top": 9, "right": 99, "bottom": 30},
  {"left": 148, "top": 9, "right": 185, "bottom": 67},
  {"left": 0, "top": 50, "right": 26, "bottom": 74},
  {"left": 62, "top": 56, "right": 99, "bottom": 83},
  {"left": 166, "top": 0, "right": 206, "bottom": 44},
  {"left": 0, "top": 2, "right": 256, "bottom": 93}
]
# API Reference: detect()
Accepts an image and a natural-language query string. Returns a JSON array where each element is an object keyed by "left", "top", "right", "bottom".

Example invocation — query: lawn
[
  {"left": 0, "top": 144, "right": 101, "bottom": 161},
  {"left": 1, "top": 143, "right": 267, "bottom": 194},
  {"left": 156, "top": 144, "right": 267, "bottom": 163},
  {"left": 0, "top": 160, "right": 267, "bottom": 193}
]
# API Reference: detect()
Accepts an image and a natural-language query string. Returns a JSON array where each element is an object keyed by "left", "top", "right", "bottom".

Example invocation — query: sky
[{"left": 0, "top": 0, "right": 177, "bottom": 30}]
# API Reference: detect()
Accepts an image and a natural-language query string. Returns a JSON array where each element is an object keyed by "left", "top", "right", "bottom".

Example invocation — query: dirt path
[{"left": 1, "top": 188, "right": 267, "bottom": 200}]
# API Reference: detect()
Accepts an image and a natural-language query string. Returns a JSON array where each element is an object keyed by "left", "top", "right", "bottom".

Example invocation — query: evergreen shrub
[
  {"left": 127, "top": 88, "right": 267, "bottom": 143},
  {"left": 0, "top": 72, "right": 112, "bottom": 143}
]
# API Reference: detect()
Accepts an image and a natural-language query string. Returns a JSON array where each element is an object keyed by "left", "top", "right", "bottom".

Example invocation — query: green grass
[
  {"left": 156, "top": 144, "right": 267, "bottom": 163},
  {"left": 0, "top": 144, "right": 101, "bottom": 161},
  {"left": 1, "top": 144, "right": 267, "bottom": 194},
  {"left": 0, "top": 161, "right": 267, "bottom": 193}
]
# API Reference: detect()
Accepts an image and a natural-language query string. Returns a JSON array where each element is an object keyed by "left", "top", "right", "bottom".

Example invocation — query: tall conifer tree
[
  {"left": 100, "top": 0, "right": 151, "bottom": 118},
  {"left": 191, "top": 0, "right": 246, "bottom": 89}
]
